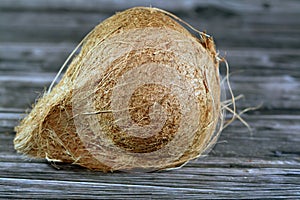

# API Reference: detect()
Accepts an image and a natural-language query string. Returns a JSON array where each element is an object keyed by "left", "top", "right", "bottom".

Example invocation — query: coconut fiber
[{"left": 14, "top": 7, "right": 223, "bottom": 172}]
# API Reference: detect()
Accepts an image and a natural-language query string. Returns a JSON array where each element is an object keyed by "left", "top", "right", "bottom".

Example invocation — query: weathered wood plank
[
  {"left": 1, "top": 128, "right": 300, "bottom": 199},
  {"left": 0, "top": 43, "right": 75, "bottom": 72},
  {"left": 1, "top": 114, "right": 299, "bottom": 162},
  {"left": 2, "top": 43, "right": 299, "bottom": 73},
  {"left": 1, "top": 11, "right": 299, "bottom": 48},
  {"left": 1, "top": 43, "right": 300, "bottom": 110},
  {"left": 1, "top": 73, "right": 299, "bottom": 110},
  {"left": 0, "top": 12, "right": 108, "bottom": 43},
  {"left": 0, "top": 72, "right": 55, "bottom": 108},
  {"left": 1, "top": 168, "right": 299, "bottom": 199},
  {"left": 1, "top": 0, "right": 300, "bottom": 47},
  {"left": 2, "top": 112, "right": 298, "bottom": 199},
  {"left": 1, "top": 157, "right": 299, "bottom": 199},
  {"left": 1, "top": 0, "right": 299, "bottom": 14}
]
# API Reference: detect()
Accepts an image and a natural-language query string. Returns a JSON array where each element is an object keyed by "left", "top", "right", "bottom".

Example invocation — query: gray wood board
[{"left": 0, "top": 0, "right": 300, "bottom": 199}]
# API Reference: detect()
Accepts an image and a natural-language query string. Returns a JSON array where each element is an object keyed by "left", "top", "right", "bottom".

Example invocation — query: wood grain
[{"left": 0, "top": 0, "right": 299, "bottom": 199}]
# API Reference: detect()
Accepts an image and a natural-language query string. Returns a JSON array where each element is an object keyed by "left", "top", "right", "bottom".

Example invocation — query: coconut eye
[{"left": 14, "top": 7, "right": 222, "bottom": 172}]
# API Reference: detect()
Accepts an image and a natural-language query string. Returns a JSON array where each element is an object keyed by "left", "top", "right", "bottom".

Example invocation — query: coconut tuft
[{"left": 14, "top": 7, "right": 226, "bottom": 172}]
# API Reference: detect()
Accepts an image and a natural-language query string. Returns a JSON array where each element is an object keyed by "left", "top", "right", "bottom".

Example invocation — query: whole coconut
[{"left": 14, "top": 7, "right": 223, "bottom": 172}]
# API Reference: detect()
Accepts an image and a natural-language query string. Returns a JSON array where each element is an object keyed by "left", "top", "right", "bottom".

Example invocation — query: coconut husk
[{"left": 14, "top": 7, "right": 222, "bottom": 172}]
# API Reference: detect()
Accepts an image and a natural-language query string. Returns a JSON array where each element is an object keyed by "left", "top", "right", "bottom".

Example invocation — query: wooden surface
[{"left": 1, "top": 0, "right": 300, "bottom": 199}]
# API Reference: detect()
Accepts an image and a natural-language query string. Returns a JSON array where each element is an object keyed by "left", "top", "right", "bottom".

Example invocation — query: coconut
[{"left": 14, "top": 7, "right": 223, "bottom": 172}]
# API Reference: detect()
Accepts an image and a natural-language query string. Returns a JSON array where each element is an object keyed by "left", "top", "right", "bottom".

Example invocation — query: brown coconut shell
[{"left": 14, "top": 7, "right": 222, "bottom": 172}]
